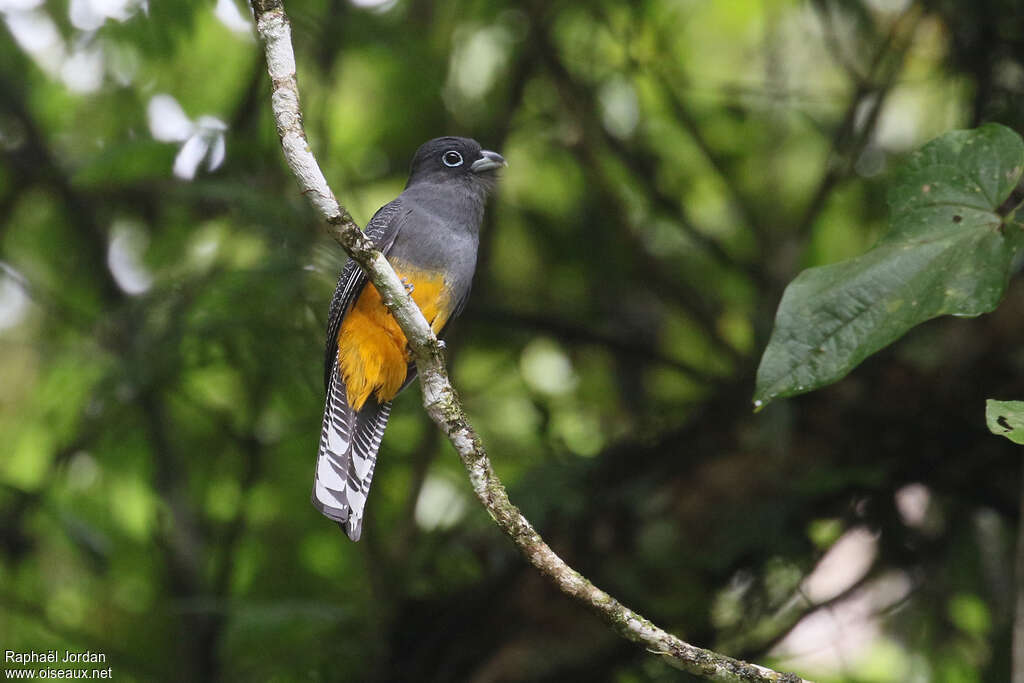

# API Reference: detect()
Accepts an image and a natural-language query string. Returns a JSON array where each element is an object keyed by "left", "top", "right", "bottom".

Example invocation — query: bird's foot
[{"left": 401, "top": 277, "right": 415, "bottom": 294}]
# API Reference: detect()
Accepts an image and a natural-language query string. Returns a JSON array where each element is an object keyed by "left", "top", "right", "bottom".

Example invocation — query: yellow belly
[{"left": 337, "top": 266, "right": 452, "bottom": 411}]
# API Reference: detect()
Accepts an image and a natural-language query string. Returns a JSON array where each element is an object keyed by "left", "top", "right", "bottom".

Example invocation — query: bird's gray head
[{"left": 406, "top": 136, "right": 506, "bottom": 194}]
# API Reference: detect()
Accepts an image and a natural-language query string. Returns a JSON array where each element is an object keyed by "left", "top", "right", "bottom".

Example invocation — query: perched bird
[{"left": 314, "top": 137, "right": 506, "bottom": 541}]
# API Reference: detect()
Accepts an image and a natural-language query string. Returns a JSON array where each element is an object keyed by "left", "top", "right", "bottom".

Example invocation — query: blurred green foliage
[{"left": 2, "top": 0, "right": 1024, "bottom": 682}]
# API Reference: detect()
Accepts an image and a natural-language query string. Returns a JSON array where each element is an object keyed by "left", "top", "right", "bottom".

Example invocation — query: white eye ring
[{"left": 442, "top": 150, "right": 463, "bottom": 167}]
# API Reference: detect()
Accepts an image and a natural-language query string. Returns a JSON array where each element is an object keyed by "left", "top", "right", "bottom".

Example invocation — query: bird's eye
[{"left": 442, "top": 150, "right": 463, "bottom": 167}]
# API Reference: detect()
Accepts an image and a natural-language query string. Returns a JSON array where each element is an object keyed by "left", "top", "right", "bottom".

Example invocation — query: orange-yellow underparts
[{"left": 337, "top": 266, "right": 451, "bottom": 411}]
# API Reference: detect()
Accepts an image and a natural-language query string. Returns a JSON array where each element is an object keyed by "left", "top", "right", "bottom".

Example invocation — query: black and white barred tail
[{"left": 312, "top": 359, "right": 392, "bottom": 541}]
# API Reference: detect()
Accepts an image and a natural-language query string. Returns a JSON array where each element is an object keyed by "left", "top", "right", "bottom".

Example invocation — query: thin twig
[{"left": 248, "top": 2, "right": 809, "bottom": 680}]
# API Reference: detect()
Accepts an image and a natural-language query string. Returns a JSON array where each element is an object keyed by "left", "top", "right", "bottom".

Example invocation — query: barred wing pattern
[
  {"left": 322, "top": 200, "right": 408, "bottom": 393},
  {"left": 312, "top": 200, "right": 406, "bottom": 541}
]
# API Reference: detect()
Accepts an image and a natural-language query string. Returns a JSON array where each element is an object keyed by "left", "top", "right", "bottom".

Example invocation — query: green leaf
[
  {"left": 755, "top": 124, "right": 1024, "bottom": 407},
  {"left": 985, "top": 399, "right": 1024, "bottom": 445}
]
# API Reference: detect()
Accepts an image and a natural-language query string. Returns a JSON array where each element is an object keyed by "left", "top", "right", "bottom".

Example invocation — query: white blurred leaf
[
  {"left": 173, "top": 134, "right": 209, "bottom": 180},
  {"left": 598, "top": 77, "right": 639, "bottom": 139},
  {"left": 5, "top": 9, "right": 61, "bottom": 52},
  {"left": 0, "top": 264, "right": 30, "bottom": 331},
  {"left": 214, "top": 0, "right": 251, "bottom": 34},
  {"left": 61, "top": 45, "right": 104, "bottom": 93},
  {"left": 414, "top": 474, "right": 468, "bottom": 531},
  {"left": 91, "top": 0, "right": 136, "bottom": 21},
  {"left": 206, "top": 133, "right": 225, "bottom": 171},
  {"left": 107, "top": 220, "right": 152, "bottom": 295},
  {"left": 3, "top": 10, "right": 64, "bottom": 75},
  {"left": 68, "top": 0, "right": 105, "bottom": 30},
  {"left": 0, "top": 0, "right": 45, "bottom": 11},
  {"left": 147, "top": 94, "right": 193, "bottom": 142}
]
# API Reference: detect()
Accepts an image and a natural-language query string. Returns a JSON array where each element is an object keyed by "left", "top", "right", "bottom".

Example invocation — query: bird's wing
[
  {"left": 314, "top": 199, "right": 411, "bottom": 541},
  {"left": 323, "top": 199, "right": 409, "bottom": 392}
]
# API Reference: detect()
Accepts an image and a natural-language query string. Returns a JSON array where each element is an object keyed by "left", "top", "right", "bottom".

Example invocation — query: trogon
[{"left": 313, "top": 137, "right": 505, "bottom": 541}]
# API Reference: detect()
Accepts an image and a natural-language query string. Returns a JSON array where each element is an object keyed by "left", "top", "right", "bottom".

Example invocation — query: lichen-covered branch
[
  {"left": 248, "top": 0, "right": 437, "bottom": 360},
  {"left": 248, "top": 2, "right": 809, "bottom": 681}
]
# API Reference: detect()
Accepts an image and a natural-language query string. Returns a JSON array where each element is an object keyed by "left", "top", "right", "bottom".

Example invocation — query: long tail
[{"left": 313, "top": 359, "right": 392, "bottom": 541}]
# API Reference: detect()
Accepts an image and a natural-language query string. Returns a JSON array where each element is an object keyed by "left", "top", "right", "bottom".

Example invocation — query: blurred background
[{"left": 2, "top": 0, "right": 1024, "bottom": 681}]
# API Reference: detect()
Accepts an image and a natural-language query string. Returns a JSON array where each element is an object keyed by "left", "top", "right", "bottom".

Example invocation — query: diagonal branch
[{"left": 248, "top": 2, "right": 809, "bottom": 681}]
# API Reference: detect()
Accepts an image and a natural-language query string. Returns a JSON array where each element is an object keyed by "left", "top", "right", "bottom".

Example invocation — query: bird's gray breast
[{"left": 387, "top": 182, "right": 484, "bottom": 299}]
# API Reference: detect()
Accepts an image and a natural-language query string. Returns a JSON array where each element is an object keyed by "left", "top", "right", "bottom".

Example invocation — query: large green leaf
[{"left": 755, "top": 124, "right": 1024, "bottom": 407}]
